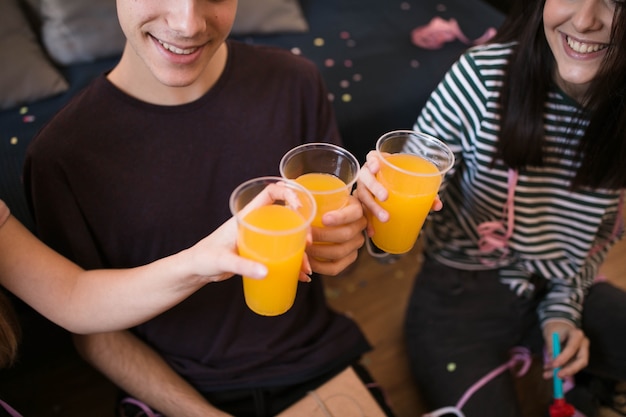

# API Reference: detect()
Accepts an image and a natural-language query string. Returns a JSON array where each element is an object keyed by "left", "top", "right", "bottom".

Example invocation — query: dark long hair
[
  {"left": 492, "top": 0, "right": 626, "bottom": 190},
  {"left": 0, "top": 290, "right": 20, "bottom": 368}
]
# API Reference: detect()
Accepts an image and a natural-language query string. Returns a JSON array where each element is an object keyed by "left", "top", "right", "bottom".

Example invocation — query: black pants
[
  {"left": 405, "top": 256, "right": 626, "bottom": 417},
  {"left": 582, "top": 281, "right": 626, "bottom": 381}
]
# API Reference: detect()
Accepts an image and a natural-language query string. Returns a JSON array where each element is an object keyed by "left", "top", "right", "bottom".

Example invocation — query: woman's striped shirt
[{"left": 413, "top": 42, "right": 623, "bottom": 327}]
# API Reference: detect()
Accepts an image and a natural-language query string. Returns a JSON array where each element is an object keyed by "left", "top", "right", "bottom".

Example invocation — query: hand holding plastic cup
[
  {"left": 279, "top": 142, "right": 360, "bottom": 228},
  {"left": 229, "top": 177, "right": 316, "bottom": 316},
  {"left": 370, "top": 130, "right": 454, "bottom": 254}
]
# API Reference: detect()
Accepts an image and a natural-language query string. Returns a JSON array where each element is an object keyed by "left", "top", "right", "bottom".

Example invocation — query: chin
[
  {"left": 559, "top": 73, "right": 594, "bottom": 89},
  {"left": 156, "top": 73, "right": 203, "bottom": 88},
  {"left": 165, "top": 79, "right": 198, "bottom": 88}
]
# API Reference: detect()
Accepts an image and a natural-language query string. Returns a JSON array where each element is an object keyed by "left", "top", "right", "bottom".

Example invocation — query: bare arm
[
  {"left": 0, "top": 214, "right": 263, "bottom": 333},
  {"left": 74, "top": 331, "right": 232, "bottom": 417},
  {"left": 0, "top": 184, "right": 313, "bottom": 334}
]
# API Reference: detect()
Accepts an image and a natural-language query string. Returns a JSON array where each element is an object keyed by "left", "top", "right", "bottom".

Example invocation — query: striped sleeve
[{"left": 538, "top": 193, "right": 624, "bottom": 326}]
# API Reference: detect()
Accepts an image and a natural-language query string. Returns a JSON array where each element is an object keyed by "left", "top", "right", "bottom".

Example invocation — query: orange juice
[
  {"left": 238, "top": 204, "right": 308, "bottom": 316},
  {"left": 371, "top": 153, "right": 441, "bottom": 254},
  {"left": 295, "top": 172, "right": 349, "bottom": 227}
]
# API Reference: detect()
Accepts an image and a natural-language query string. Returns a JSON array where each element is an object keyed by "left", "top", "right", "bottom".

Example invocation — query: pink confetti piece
[
  {"left": 411, "top": 17, "right": 497, "bottom": 50},
  {"left": 325, "top": 58, "right": 335, "bottom": 67},
  {"left": 400, "top": 2, "right": 411, "bottom": 11},
  {"left": 343, "top": 59, "right": 353, "bottom": 68},
  {"left": 340, "top": 31, "right": 351, "bottom": 40},
  {"left": 22, "top": 115, "right": 36, "bottom": 123},
  {"left": 340, "top": 80, "right": 350, "bottom": 88},
  {"left": 352, "top": 74, "right": 362, "bottom": 82}
]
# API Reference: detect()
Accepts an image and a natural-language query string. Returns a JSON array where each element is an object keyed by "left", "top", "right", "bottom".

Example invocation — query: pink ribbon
[
  {"left": 422, "top": 347, "right": 533, "bottom": 417},
  {"left": 412, "top": 17, "right": 497, "bottom": 50},
  {"left": 477, "top": 220, "right": 511, "bottom": 254},
  {"left": 0, "top": 399, "right": 22, "bottom": 417},
  {"left": 476, "top": 169, "right": 518, "bottom": 265}
]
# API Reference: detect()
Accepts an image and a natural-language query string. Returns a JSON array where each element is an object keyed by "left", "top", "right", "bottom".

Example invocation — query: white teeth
[
  {"left": 157, "top": 39, "right": 197, "bottom": 55},
  {"left": 566, "top": 36, "right": 606, "bottom": 54}
]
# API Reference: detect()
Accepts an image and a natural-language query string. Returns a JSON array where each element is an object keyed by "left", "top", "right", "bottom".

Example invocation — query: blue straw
[{"left": 552, "top": 332, "right": 564, "bottom": 399}]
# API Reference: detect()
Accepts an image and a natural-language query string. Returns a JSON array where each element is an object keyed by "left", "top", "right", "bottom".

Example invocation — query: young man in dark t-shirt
[{"left": 24, "top": 1, "right": 374, "bottom": 416}]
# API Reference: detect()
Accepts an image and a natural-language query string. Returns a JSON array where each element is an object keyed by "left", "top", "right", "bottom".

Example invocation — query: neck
[{"left": 554, "top": 70, "right": 589, "bottom": 106}]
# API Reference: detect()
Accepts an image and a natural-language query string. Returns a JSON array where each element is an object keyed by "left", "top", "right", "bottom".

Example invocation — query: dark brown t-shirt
[{"left": 24, "top": 40, "right": 370, "bottom": 392}]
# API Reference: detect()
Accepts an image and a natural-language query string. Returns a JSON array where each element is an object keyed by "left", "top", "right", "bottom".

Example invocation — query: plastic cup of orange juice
[
  {"left": 229, "top": 177, "right": 316, "bottom": 316},
  {"left": 279, "top": 143, "right": 360, "bottom": 228},
  {"left": 371, "top": 130, "right": 455, "bottom": 254}
]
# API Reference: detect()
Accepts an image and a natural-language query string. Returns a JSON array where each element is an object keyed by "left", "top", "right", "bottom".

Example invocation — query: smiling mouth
[
  {"left": 157, "top": 39, "right": 198, "bottom": 55},
  {"left": 566, "top": 36, "right": 608, "bottom": 54}
]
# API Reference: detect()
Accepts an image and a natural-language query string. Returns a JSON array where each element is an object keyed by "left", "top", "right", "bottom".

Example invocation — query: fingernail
[{"left": 253, "top": 265, "right": 268, "bottom": 279}]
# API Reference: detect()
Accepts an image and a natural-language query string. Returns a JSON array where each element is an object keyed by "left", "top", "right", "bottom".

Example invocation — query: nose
[
  {"left": 166, "top": 0, "right": 207, "bottom": 37},
  {"left": 571, "top": 0, "right": 604, "bottom": 32}
]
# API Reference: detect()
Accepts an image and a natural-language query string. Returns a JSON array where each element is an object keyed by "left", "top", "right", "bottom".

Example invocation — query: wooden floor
[{"left": 0, "top": 213, "right": 624, "bottom": 416}]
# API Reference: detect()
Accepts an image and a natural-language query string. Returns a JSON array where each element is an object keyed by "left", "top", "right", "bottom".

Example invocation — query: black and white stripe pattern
[{"left": 412, "top": 42, "right": 623, "bottom": 326}]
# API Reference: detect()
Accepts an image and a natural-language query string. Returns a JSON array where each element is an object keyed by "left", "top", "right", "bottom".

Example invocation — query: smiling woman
[{"left": 354, "top": 0, "right": 626, "bottom": 415}]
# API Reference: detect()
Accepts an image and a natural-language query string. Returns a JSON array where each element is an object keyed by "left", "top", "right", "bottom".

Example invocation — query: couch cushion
[
  {"left": 26, "top": 0, "right": 125, "bottom": 65},
  {"left": 0, "top": 0, "right": 68, "bottom": 110},
  {"left": 232, "top": 0, "right": 309, "bottom": 35}
]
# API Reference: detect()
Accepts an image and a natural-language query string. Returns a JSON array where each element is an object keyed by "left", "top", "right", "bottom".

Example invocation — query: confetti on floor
[{"left": 325, "top": 288, "right": 342, "bottom": 299}]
